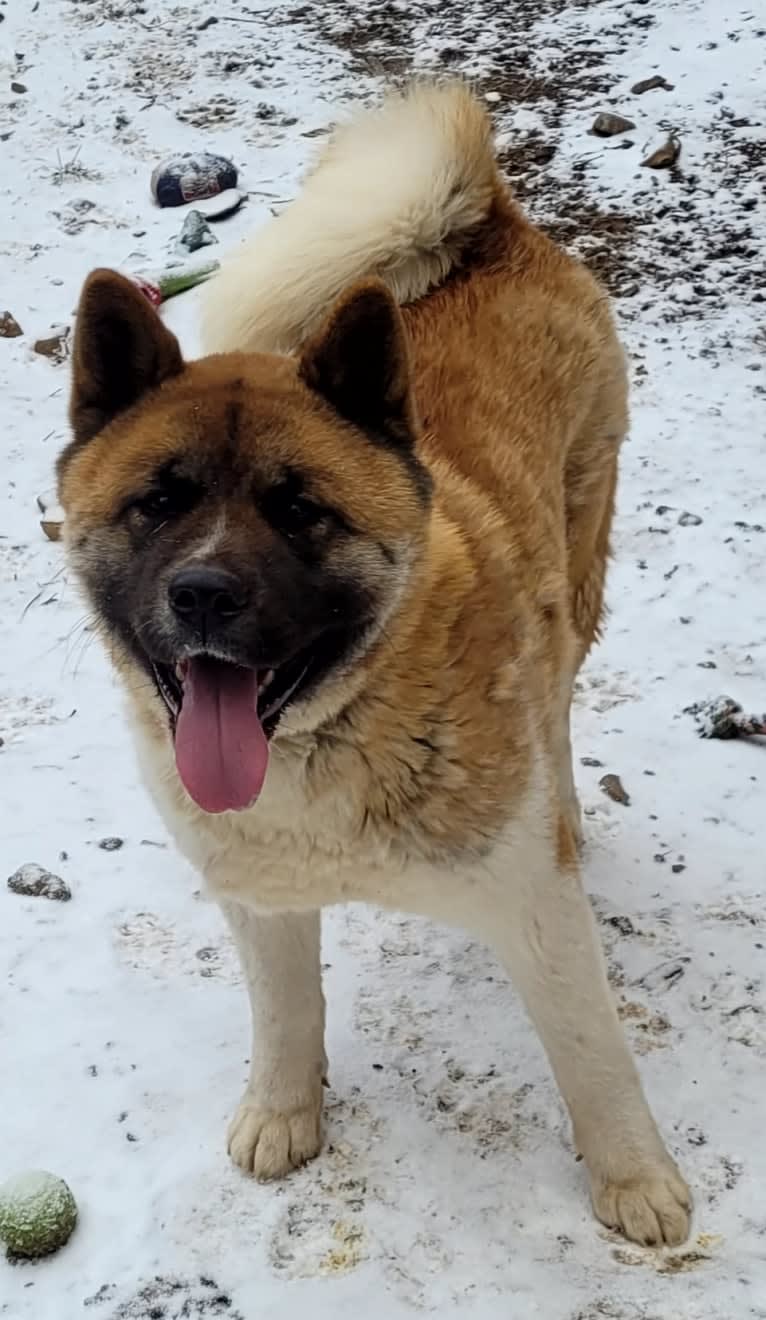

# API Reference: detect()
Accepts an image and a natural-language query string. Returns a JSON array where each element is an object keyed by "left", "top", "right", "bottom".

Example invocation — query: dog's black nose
[{"left": 168, "top": 565, "right": 249, "bottom": 631}]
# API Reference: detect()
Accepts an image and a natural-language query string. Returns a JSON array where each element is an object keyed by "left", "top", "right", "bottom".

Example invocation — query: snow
[{"left": 1, "top": 1, "right": 765, "bottom": 1316}]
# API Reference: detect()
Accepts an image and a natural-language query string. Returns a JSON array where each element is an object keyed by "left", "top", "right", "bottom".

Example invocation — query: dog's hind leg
[{"left": 219, "top": 903, "right": 327, "bottom": 1180}]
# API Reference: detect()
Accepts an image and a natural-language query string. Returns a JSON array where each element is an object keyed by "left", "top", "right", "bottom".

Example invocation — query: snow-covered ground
[{"left": 2, "top": 1, "right": 765, "bottom": 1316}]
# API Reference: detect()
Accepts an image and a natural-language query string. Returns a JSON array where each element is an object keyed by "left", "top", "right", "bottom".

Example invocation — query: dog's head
[{"left": 58, "top": 270, "right": 431, "bottom": 814}]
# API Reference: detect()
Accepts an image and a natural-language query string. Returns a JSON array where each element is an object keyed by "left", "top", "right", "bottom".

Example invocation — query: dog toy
[{"left": 0, "top": 1171, "right": 78, "bottom": 1259}]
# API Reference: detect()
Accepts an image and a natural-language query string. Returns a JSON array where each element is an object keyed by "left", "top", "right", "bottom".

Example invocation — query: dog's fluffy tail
[{"left": 200, "top": 82, "right": 499, "bottom": 356}]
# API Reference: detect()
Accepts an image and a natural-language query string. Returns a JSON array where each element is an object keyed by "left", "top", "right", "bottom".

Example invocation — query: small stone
[
  {"left": 0, "top": 311, "right": 23, "bottom": 338},
  {"left": 8, "top": 863, "right": 71, "bottom": 902},
  {"left": 641, "top": 136, "right": 681, "bottom": 169},
  {"left": 0, "top": 1171, "right": 78, "bottom": 1260},
  {"left": 36, "top": 491, "right": 65, "bottom": 540},
  {"left": 580, "top": 756, "right": 604, "bottom": 768},
  {"left": 41, "top": 514, "right": 64, "bottom": 542},
  {"left": 197, "top": 15, "right": 219, "bottom": 28},
  {"left": 10, "top": 81, "right": 28, "bottom": 94},
  {"left": 599, "top": 773, "right": 631, "bottom": 806},
  {"left": 592, "top": 112, "right": 635, "bottom": 137},
  {"left": 99, "top": 836, "right": 123, "bottom": 851},
  {"left": 484, "top": 90, "right": 501, "bottom": 104},
  {"left": 33, "top": 325, "right": 70, "bottom": 363},
  {"left": 678, "top": 511, "right": 703, "bottom": 526},
  {"left": 631, "top": 75, "right": 674, "bottom": 94},
  {"left": 176, "top": 209, "right": 218, "bottom": 254}
]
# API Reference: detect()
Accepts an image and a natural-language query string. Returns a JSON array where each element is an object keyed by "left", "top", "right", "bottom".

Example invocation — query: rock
[
  {"left": 40, "top": 512, "right": 65, "bottom": 541},
  {"left": 176, "top": 209, "right": 218, "bottom": 254},
  {"left": 194, "top": 187, "right": 244, "bottom": 221},
  {"left": 37, "top": 491, "right": 65, "bottom": 541},
  {"left": 0, "top": 1171, "right": 78, "bottom": 1260},
  {"left": 7, "top": 863, "right": 71, "bottom": 902},
  {"left": 197, "top": 14, "right": 219, "bottom": 28},
  {"left": 33, "top": 325, "right": 70, "bottom": 363},
  {"left": 641, "top": 136, "right": 681, "bottom": 169},
  {"left": 678, "top": 511, "right": 702, "bottom": 526},
  {"left": 151, "top": 151, "right": 238, "bottom": 207},
  {"left": 599, "top": 773, "right": 631, "bottom": 806},
  {"left": 592, "top": 112, "right": 635, "bottom": 137},
  {"left": 631, "top": 75, "right": 674, "bottom": 94},
  {"left": 580, "top": 756, "right": 604, "bottom": 767},
  {"left": 10, "top": 81, "right": 27, "bottom": 94},
  {"left": 0, "top": 310, "right": 23, "bottom": 337},
  {"left": 98, "top": 836, "right": 124, "bottom": 851}
]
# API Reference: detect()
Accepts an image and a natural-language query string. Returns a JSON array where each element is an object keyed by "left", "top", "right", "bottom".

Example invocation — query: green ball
[{"left": 0, "top": 1170, "right": 78, "bottom": 1259}]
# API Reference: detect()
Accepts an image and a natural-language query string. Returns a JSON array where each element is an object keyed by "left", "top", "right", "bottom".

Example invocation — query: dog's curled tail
[{"left": 200, "top": 81, "right": 500, "bottom": 356}]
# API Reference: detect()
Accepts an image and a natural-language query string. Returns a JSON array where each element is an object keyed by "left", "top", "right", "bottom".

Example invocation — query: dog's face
[{"left": 58, "top": 270, "right": 431, "bottom": 814}]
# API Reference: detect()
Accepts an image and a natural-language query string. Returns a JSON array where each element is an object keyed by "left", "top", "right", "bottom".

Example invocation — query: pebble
[
  {"left": 33, "top": 325, "right": 70, "bottom": 363},
  {"left": 599, "top": 773, "right": 631, "bottom": 806},
  {"left": 642, "top": 136, "right": 681, "bottom": 169},
  {"left": 10, "top": 81, "right": 27, "bottom": 94},
  {"left": 99, "top": 836, "right": 124, "bottom": 851},
  {"left": 678, "top": 511, "right": 703, "bottom": 526},
  {"left": 7, "top": 863, "right": 71, "bottom": 902},
  {"left": 151, "top": 152, "right": 238, "bottom": 207},
  {"left": 592, "top": 112, "right": 635, "bottom": 137},
  {"left": 0, "top": 310, "right": 23, "bottom": 337},
  {"left": 631, "top": 75, "right": 674, "bottom": 94},
  {"left": 37, "top": 491, "right": 65, "bottom": 541},
  {"left": 177, "top": 209, "right": 218, "bottom": 254}
]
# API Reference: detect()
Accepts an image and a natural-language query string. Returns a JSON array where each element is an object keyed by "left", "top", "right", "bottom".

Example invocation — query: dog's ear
[
  {"left": 69, "top": 269, "right": 184, "bottom": 445},
  {"left": 299, "top": 279, "right": 418, "bottom": 448}
]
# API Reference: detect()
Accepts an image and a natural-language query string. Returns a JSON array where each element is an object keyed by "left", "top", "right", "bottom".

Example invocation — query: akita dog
[{"left": 59, "top": 82, "right": 689, "bottom": 1245}]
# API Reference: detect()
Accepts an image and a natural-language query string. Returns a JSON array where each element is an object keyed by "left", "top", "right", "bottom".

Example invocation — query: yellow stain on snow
[{"left": 318, "top": 1219, "right": 365, "bottom": 1276}]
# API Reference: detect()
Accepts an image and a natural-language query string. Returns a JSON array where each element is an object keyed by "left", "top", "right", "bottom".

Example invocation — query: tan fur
[{"left": 60, "top": 82, "right": 690, "bottom": 1247}]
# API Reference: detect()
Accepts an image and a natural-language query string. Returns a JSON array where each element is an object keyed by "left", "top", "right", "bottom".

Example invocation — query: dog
[{"left": 58, "top": 82, "right": 690, "bottom": 1246}]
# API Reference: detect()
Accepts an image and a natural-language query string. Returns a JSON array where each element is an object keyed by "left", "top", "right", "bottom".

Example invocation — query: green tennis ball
[{"left": 0, "top": 1171, "right": 78, "bottom": 1259}]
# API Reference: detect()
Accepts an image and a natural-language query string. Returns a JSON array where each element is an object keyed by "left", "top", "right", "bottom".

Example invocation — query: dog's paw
[
  {"left": 591, "top": 1157, "right": 691, "bottom": 1246},
  {"left": 227, "top": 1092, "right": 323, "bottom": 1180}
]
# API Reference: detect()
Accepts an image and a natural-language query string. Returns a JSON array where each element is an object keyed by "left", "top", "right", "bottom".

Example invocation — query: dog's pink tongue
[{"left": 174, "top": 658, "right": 269, "bottom": 813}]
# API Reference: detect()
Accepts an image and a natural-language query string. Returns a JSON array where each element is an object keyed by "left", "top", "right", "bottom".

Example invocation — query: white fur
[{"left": 200, "top": 81, "right": 497, "bottom": 356}]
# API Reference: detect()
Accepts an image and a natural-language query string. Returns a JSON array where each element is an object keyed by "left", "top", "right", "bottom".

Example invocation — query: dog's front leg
[
  {"left": 219, "top": 902, "right": 327, "bottom": 1180},
  {"left": 473, "top": 848, "right": 691, "bottom": 1246}
]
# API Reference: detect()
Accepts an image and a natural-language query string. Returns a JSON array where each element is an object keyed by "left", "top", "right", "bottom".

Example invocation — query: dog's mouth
[{"left": 149, "top": 649, "right": 317, "bottom": 815}]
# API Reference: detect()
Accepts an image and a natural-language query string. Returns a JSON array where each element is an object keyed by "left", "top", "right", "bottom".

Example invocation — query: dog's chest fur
[{"left": 133, "top": 706, "right": 552, "bottom": 919}]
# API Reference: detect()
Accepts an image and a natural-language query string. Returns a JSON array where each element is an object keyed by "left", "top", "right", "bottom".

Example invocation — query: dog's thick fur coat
[{"left": 60, "top": 83, "right": 690, "bottom": 1245}]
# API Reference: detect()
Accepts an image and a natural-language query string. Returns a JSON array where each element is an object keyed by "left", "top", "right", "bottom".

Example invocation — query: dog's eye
[
  {"left": 263, "top": 487, "right": 326, "bottom": 538},
  {"left": 132, "top": 479, "right": 199, "bottom": 522},
  {"left": 136, "top": 491, "right": 172, "bottom": 517}
]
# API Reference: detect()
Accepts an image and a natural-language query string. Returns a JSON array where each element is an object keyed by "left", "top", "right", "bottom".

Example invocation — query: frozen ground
[{"left": 1, "top": 1, "right": 765, "bottom": 1316}]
